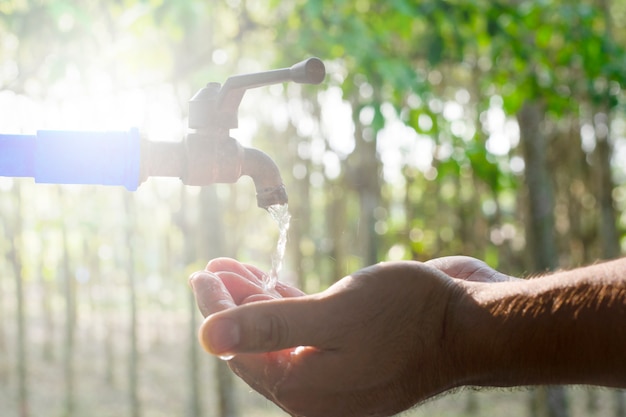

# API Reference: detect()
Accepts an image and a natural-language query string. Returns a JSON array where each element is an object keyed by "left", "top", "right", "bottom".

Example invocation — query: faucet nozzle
[{"left": 241, "top": 147, "right": 288, "bottom": 209}]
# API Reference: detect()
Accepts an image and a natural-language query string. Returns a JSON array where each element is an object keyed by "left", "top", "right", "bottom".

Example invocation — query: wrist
[
  {"left": 444, "top": 280, "right": 507, "bottom": 387},
  {"left": 447, "top": 260, "right": 626, "bottom": 389}
]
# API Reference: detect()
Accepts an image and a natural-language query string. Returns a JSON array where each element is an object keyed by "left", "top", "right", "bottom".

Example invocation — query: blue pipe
[{"left": 0, "top": 129, "right": 141, "bottom": 191}]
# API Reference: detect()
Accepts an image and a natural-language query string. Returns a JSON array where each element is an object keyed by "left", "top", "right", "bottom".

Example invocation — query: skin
[{"left": 189, "top": 256, "right": 626, "bottom": 417}]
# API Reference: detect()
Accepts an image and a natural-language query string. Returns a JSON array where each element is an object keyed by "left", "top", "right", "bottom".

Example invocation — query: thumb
[{"left": 199, "top": 296, "right": 333, "bottom": 355}]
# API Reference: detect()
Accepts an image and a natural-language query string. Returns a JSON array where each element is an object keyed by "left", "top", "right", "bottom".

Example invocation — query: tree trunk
[
  {"left": 518, "top": 101, "right": 558, "bottom": 271},
  {"left": 518, "top": 100, "right": 570, "bottom": 417},
  {"left": 59, "top": 188, "right": 76, "bottom": 417},
  {"left": 196, "top": 187, "right": 237, "bottom": 417},
  {"left": 7, "top": 181, "right": 30, "bottom": 417},
  {"left": 327, "top": 184, "right": 348, "bottom": 281},
  {"left": 593, "top": 110, "right": 625, "bottom": 417},
  {"left": 349, "top": 103, "right": 381, "bottom": 267},
  {"left": 286, "top": 120, "right": 312, "bottom": 290},
  {"left": 104, "top": 317, "right": 116, "bottom": 387},
  {"left": 179, "top": 187, "right": 204, "bottom": 417},
  {"left": 124, "top": 192, "right": 141, "bottom": 417},
  {"left": 186, "top": 290, "right": 203, "bottom": 417},
  {"left": 38, "top": 246, "right": 55, "bottom": 362},
  {"left": 0, "top": 210, "right": 8, "bottom": 384},
  {"left": 595, "top": 2, "right": 624, "bottom": 412},
  {"left": 593, "top": 112, "right": 620, "bottom": 260}
]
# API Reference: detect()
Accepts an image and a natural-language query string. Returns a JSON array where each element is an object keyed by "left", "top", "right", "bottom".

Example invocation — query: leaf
[
  {"left": 427, "top": 30, "right": 445, "bottom": 66},
  {"left": 467, "top": 140, "right": 500, "bottom": 192}
]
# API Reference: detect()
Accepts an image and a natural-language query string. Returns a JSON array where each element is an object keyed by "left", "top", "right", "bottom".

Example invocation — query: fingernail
[
  {"left": 205, "top": 317, "right": 240, "bottom": 354},
  {"left": 188, "top": 272, "right": 202, "bottom": 290},
  {"left": 188, "top": 271, "right": 216, "bottom": 292}
]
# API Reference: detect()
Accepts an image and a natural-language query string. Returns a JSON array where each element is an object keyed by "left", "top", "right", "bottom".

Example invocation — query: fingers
[
  {"left": 426, "top": 256, "right": 516, "bottom": 282},
  {"left": 198, "top": 295, "right": 333, "bottom": 355},
  {"left": 216, "top": 270, "right": 276, "bottom": 304},
  {"left": 207, "top": 257, "right": 305, "bottom": 298},
  {"left": 207, "top": 257, "right": 263, "bottom": 286},
  {"left": 193, "top": 257, "right": 316, "bottom": 356},
  {"left": 188, "top": 271, "right": 236, "bottom": 317},
  {"left": 275, "top": 281, "right": 306, "bottom": 298},
  {"left": 425, "top": 256, "right": 478, "bottom": 278},
  {"left": 241, "top": 262, "right": 271, "bottom": 281}
]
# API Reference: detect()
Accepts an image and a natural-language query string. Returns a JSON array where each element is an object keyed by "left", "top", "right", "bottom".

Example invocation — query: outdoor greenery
[{"left": 1, "top": 0, "right": 625, "bottom": 416}]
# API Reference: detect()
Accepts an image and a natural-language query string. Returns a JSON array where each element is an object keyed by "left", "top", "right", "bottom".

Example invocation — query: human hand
[
  {"left": 425, "top": 255, "right": 520, "bottom": 283},
  {"left": 191, "top": 256, "right": 626, "bottom": 416},
  {"left": 189, "top": 258, "right": 466, "bottom": 417}
]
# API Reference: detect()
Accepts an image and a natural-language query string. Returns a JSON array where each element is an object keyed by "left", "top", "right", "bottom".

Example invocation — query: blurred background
[{"left": 1, "top": 0, "right": 625, "bottom": 416}]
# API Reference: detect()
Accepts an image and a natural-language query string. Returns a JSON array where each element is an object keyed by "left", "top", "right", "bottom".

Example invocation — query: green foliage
[
  {"left": 267, "top": 0, "right": 625, "bottom": 268},
  {"left": 466, "top": 139, "right": 500, "bottom": 193}
]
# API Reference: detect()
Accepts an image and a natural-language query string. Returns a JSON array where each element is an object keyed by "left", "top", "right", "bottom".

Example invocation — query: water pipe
[{"left": 0, "top": 57, "right": 326, "bottom": 209}]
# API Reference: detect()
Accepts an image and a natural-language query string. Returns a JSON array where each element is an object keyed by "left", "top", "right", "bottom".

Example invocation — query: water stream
[{"left": 264, "top": 203, "right": 291, "bottom": 292}]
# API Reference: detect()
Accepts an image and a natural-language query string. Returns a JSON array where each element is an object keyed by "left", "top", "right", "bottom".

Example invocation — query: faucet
[
  {"left": 144, "top": 57, "right": 325, "bottom": 208},
  {"left": 0, "top": 57, "right": 326, "bottom": 208}
]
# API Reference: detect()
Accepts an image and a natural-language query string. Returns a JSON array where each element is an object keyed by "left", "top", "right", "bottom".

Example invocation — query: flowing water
[
  {"left": 218, "top": 203, "right": 291, "bottom": 361},
  {"left": 264, "top": 203, "right": 291, "bottom": 292}
]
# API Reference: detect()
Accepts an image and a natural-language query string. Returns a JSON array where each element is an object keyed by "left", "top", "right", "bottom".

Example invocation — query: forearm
[{"left": 451, "top": 257, "right": 626, "bottom": 389}]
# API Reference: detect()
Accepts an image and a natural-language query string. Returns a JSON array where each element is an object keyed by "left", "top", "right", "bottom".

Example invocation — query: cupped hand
[
  {"left": 189, "top": 258, "right": 467, "bottom": 417},
  {"left": 189, "top": 257, "right": 307, "bottom": 414}
]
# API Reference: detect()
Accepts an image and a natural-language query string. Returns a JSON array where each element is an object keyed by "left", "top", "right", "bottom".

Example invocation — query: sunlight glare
[
  {"left": 322, "top": 151, "right": 341, "bottom": 180},
  {"left": 443, "top": 101, "right": 463, "bottom": 121},
  {"left": 483, "top": 101, "right": 519, "bottom": 156},
  {"left": 144, "top": 87, "right": 186, "bottom": 142},
  {"left": 580, "top": 123, "right": 596, "bottom": 153},
  {"left": 510, "top": 156, "right": 525, "bottom": 175},
  {"left": 212, "top": 49, "right": 229, "bottom": 65},
  {"left": 387, "top": 244, "right": 406, "bottom": 261},
  {"left": 320, "top": 86, "right": 355, "bottom": 157},
  {"left": 378, "top": 110, "right": 435, "bottom": 183},
  {"left": 359, "top": 106, "right": 375, "bottom": 126}
]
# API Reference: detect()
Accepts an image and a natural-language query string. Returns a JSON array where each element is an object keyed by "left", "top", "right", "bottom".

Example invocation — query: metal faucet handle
[
  {"left": 219, "top": 57, "right": 326, "bottom": 93},
  {"left": 288, "top": 57, "right": 326, "bottom": 85},
  {"left": 196, "top": 57, "right": 326, "bottom": 130}
]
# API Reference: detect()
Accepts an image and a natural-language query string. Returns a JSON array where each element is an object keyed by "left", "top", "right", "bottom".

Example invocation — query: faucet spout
[{"left": 241, "top": 147, "right": 288, "bottom": 209}]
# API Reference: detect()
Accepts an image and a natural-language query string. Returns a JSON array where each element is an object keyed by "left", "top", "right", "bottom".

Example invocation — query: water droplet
[{"left": 219, "top": 354, "right": 234, "bottom": 361}]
